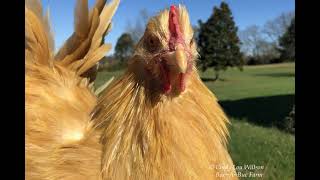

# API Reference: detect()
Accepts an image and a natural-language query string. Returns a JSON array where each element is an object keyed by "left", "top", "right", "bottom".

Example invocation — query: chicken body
[
  {"left": 94, "top": 5, "right": 238, "bottom": 180},
  {"left": 26, "top": 62, "right": 102, "bottom": 180},
  {"left": 25, "top": 0, "right": 119, "bottom": 179},
  {"left": 26, "top": 1, "right": 236, "bottom": 179}
]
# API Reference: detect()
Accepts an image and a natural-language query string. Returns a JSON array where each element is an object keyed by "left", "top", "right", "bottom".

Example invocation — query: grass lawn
[
  {"left": 202, "top": 63, "right": 295, "bottom": 101},
  {"left": 229, "top": 119, "right": 295, "bottom": 179},
  {"left": 95, "top": 62, "right": 295, "bottom": 179}
]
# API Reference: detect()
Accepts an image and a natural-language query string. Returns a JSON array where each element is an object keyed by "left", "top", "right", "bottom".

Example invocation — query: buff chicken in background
[
  {"left": 94, "top": 5, "right": 238, "bottom": 180},
  {"left": 25, "top": 0, "right": 119, "bottom": 179}
]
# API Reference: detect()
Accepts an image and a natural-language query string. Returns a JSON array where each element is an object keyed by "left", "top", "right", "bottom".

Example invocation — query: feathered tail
[
  {"left": 25, "top": 0, "right": 54, "bottom": 66},
  {"left": 25, "top": 0, "right": 120, "bottom": 179},
  {"left": 26, "top": 0, "right": 119, "bottom": 81},
  {"left": 54, "top": 0, "right": 119, "bottom": 82}
]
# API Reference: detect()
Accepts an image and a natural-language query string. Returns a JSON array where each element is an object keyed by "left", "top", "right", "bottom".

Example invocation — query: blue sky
[{"left": 42, "top": 0, "right": 295, "bottom": 54}]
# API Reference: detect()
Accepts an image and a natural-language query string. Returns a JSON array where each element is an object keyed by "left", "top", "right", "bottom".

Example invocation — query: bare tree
[
  {"left": 239, "top": 25, "right": 280, "bottom": 63},
  {"left": 192, "top": 25, "right": 200, "bottom": 41},
  {"left": 126, "top": 9, "right": 151, "bottom": 43},
  {"left": 239, "top": 25, "right": 263, "bottom": 56},
  {"left": 262, "top": 11, "right": 295, "bottom": 43},
  {"left": 239, "top": 11, "right": 294, "bottom": 59}
]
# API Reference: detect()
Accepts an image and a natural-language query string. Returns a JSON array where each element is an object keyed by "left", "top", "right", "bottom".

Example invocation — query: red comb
[
  {"left": 170, "top": 5, "right": 176, "bottom": 13},
  {"left": 169, "top": 5, "right": 183, "bottom": 50}
]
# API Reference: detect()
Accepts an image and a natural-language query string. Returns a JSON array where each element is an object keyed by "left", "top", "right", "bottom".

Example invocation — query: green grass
[
  {"left": 95, "top": 69, "right": 123, "bottom": 88},
  {"left": 95, "top": 62, "right": 295, "bottom": 179},
  {"left": 229, "top": 119, "right": 295, "bottom": 180},
  {"left": 202, "top": 63, "right": 295, "bottom": 101}
]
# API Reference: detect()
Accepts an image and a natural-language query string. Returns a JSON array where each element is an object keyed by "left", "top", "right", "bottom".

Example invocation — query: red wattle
[
  {"left": 163, "top": 82, "right": 172, "bottom": 94},
  {"left": 179, "top": 73, "right": 186, "bottom": 92}
]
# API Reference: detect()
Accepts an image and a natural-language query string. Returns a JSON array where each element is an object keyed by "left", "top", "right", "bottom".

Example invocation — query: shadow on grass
[
  {"left": 219, "top": 94, "right": 295, "bottom": 129},
  {"left": 255, "top": 72, "right": 295, "bottom": 77},
  {"left": 201, "top": 77, "right": 227, "bottom": 82},
  {"left": 201, "top": 77, "right": 217, "bottom": 82}
]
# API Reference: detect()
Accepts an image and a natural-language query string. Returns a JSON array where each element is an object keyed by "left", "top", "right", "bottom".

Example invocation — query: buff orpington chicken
[
  {"left": 25, "top": 0, "right": 119, "bottom": 179},
  {"left": 93, "top": 5, "right": 238, "bottom": 180}
]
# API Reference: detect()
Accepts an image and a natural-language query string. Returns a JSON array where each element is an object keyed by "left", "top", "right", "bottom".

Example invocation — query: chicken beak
[
  {"left": 175, "top": 45, "right": 188, "bottom": 73},
  {"left": 166, "top": 44, "right": 188, "bottom": 73}
]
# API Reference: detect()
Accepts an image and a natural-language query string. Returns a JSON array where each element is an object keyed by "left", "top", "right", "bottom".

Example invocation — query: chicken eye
[
  {"left": 149, "top": 38, "right": 155, "bottom": 45},
  {"left": 145, "top": 35, "right": 159, "bottom": 52}
]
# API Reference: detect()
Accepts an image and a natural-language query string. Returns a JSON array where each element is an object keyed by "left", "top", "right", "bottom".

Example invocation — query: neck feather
[{"left": 94, "top": 67, "right": 235, "bottom": 179}]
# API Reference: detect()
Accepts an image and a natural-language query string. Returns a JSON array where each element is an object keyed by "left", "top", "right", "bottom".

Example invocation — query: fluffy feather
[
  {"left": 94, "top": 5, "right": 237, "bottom": 180},
  {"left": 55, "top": 0, "right": 119, "bottom": 82},
  {"left": 25, "top": 0, "right": 119, "bottom": 179},
  {"left": 26, "top": 62, "right": 102, "bottom": 179},
  {"left": 25, "top": 0, "right": 54, "bottom": 66}
]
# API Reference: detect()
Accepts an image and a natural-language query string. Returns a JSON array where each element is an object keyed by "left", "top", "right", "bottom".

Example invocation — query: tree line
[
  {"left": 238, "top": 11, "right": 295, "bottom": 65},
  {"left": 102, "top": 2, "right": 295, "bottom": 80}
]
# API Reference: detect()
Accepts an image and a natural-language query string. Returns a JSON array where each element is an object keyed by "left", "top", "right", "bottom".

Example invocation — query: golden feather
[
  {"left": 25, "top": 0, "right": 120, "bottom": 179},
  {"left": 55, "top": 0, "right": 119, "bottom": 81},
  {"left": 94, "top": 5, "right": 237, "bottom": 180},
  {"left": 25, "top": 0, "right": 54, "bottom": 66}
]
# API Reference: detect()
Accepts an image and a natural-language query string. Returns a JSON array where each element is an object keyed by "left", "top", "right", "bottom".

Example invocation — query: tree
[
  {"left": 239, "top": 25, "right": 280, "bottom": 64},
  {"left": 126, "top": 9, "right": 151, "bottom": 43},
  {"left": 238, "top": 12, "right": 294, "bottom": 65},
  {"left": 262, "top": 11, "right": 294, "bottom": 43},
  {"left": 239, "top": 25, "right": 263, "bottom": 56},
  {"left": 114, "top": 33, "right": 134, "bottom": 63},
  {"left": 278, "top": 17, "right": 295, "bottom": 61},
  {"left": 197, "top": 2, "right": 243, "bottom": 80},
  {"left": 192, "top": 25, "right": 200, "bottom": 43}
]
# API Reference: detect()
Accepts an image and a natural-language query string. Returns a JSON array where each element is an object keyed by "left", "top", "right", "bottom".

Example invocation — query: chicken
[
  {"left": 94, "top": 5, "right": 238, "bottom": 180},
  {"left": 25, "top": 0, "right": 119, "bottom": 179}
]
